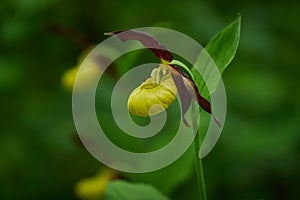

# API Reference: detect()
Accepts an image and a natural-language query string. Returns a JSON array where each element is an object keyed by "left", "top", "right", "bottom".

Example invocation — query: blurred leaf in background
[{"left": 106, "top": 180, "right": 169, "bottom": 200}]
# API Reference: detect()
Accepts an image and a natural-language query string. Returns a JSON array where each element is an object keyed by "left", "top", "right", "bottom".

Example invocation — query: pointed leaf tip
[
  {"left": 205, "top": 14, "right": 241, "bottom": 74},
  {"left": 192, "top": 15, "right": 241, "bottom": 99}
]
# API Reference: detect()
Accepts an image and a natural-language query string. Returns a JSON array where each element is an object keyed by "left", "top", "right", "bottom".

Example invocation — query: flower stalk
[{"left": 194, "top": 127, "right": 207, "bottom": 200}]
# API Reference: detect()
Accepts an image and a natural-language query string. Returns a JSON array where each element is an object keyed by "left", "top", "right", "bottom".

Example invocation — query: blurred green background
[{"left": 1, "top": 0, "right": 300, "bottom": 199}]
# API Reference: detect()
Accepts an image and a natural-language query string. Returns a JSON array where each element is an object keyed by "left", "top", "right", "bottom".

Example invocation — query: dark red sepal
[
  {"left": 106, "top": 30, "right": 173, "bottom": 62},
  {"left": 169, "top": 64, "right": 214, "bottom": 126}
]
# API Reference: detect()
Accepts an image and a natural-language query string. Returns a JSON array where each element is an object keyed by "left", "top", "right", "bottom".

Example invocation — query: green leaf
[
  {"left": 106, "top": 180, "right": 169, "bottom": 200},
  {"left": 192, "top": 14, "right": 241, "bottom": 98},
  {"left": 205, "top": 14, "right": 241, "bottom": 75}
]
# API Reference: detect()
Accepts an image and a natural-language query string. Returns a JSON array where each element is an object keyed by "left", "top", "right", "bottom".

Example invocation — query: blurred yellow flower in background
[
  {"left": 74, "top": 168, "right": 117, "bottom": 200},
  {"left": 61, "top": 46, "right": 100, "bottom": 92},
  {"left": 61, "top": 66, "right": 79, "bottom": 91}
]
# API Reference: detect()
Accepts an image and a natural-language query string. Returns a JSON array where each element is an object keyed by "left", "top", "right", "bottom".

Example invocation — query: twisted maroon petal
[
  {"left": 106, "top": 30, "right": 173, "bottom": 62},
  {"left": 169, "top": 64, "right": 215, "bottom": 126},
  {"left": 169, "top": 65, "right": 193, "bottom": 126}
]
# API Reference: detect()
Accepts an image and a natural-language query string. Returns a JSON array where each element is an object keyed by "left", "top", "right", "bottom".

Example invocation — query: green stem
[
  {"left": 169, "top": 60, "right": 194, "bottom": 80},
  {"left": 194, "top": 128, "right": 207, "bottom": 200}
]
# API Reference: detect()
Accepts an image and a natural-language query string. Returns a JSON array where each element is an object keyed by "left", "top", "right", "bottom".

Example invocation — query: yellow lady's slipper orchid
[{"left": 105, "top": 29, "right": 219, "bottom": 126}]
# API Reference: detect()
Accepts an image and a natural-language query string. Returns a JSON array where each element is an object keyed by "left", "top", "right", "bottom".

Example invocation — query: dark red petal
[
  {"left": 182, "top": 76, "right": 211, "bottom": 114},
  {"left": 183, "top": 74, "right": 222, "bottom": 127},
  {"left": 169, "top": 65, "right": 193, "bottom": 126},
  {"left": 169, "top": 65, "right": 212, "bottom": 113},
  {"left": 168, "top": 64, "right": 223, "bottom": 127},
  {"left": 105, "top": 30, "right": 173, "bottom": 62}
]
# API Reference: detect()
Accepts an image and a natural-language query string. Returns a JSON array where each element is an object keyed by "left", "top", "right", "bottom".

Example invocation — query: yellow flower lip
[
  {"left": 140, "top": 82, "right": 159, "bottom": 89},
  {"left": 128, "top": 69, "right": 177, "bottom": 117}
]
